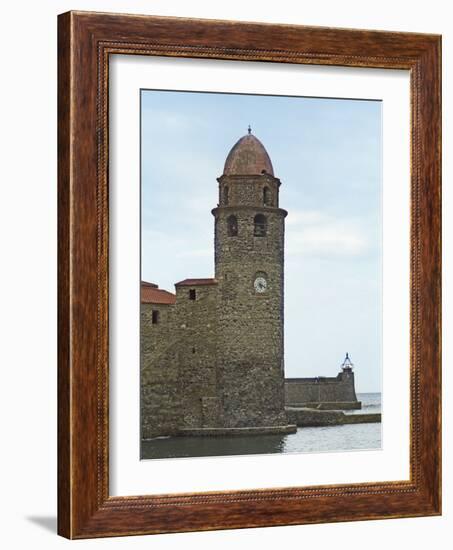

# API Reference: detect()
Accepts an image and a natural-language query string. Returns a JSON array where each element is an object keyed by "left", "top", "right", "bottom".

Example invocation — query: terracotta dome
[{"left": 223, "top": 131, "right": 274, "bottom": 176}]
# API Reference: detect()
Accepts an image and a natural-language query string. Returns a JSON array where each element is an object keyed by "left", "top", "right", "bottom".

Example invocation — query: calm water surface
[{"left": 141, "top": 393, "right": 381, "bottom": 460}]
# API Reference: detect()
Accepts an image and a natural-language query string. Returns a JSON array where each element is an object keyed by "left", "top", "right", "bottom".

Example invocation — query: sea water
[{"left": 141, "top": 393, "right": 381, "bottom": 460}]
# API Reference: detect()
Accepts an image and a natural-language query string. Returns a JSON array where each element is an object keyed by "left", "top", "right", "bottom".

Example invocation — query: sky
[{"left": 141, "top": 90, "right": 382, "bottom": 393}]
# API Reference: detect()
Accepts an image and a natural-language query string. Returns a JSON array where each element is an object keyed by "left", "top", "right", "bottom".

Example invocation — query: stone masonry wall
[
  {"left": 140, "top": 303, "right": 180, "bottom": 438},
  {"left": 141, "top": 284, "right": 221, "bottom": 438},
  {"left": 285, "top": 371, "right": 358, "bottom": 406},
  {"left": 173, "top": 284, "right": 220, "bottom": 429}
]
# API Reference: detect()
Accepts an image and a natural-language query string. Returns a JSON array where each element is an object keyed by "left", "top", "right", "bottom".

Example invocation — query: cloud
[{"left": 286, "top": 209, "right": 368, "bottom": 257}]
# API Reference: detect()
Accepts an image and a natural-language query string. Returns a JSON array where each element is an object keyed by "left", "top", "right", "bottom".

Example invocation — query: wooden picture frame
[{"left": 58, "top": 10, "right": 441, "bottom": 539}]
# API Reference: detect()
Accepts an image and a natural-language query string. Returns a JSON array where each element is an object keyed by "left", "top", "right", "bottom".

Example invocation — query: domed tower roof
[{"left": 223, "top": 127, "right": 274, "bottom": 176}]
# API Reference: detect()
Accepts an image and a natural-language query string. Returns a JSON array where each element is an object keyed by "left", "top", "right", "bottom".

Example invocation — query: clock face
[{"left": 254, "top": 276, "right": 267, "bottom": 293}]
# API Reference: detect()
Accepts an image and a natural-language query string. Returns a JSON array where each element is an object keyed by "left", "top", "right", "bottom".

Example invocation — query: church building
[{"left": 141, "top": 129, "right": 359, "bottom": 439}]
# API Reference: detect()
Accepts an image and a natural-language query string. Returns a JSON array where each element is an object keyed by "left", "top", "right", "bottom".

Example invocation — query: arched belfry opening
[
  {"left": 263, "top": 186, "right": 271, "bottom": 206},
  {"left": 227, "top": 215, "right": 238, "bottom": 236},
  {"left": 254, "top": 214, "right": 267, "bottom": 237}
]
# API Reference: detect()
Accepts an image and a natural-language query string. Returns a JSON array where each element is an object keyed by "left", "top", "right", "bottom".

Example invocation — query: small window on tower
[
  {"left": 223, "top": 185, "right": 229, "bottom": 205},
  {"left": 263, "top": 186, "right": 271, "bottom": 206},
  {"left": 189, "top": 289, "right": 196, "bottom": 300},
  {"left": 254, "top": 214, "right": 267, "bottom": 237},
  {"left": 152, "top": 310, "right": 160, "bottom": 324},
  {"left": 227, "top": 215, "right": 238, "bottom": 237}
]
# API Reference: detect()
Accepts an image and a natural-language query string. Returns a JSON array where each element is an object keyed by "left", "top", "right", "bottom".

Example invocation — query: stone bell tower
[{"left": 212, "top": 128, "right": 290, "bottom": 429}]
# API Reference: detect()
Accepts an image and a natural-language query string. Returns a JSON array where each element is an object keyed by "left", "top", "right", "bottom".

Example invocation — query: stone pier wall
[{"left": 285, "top": 370, "right": 358, "bottom": 407}]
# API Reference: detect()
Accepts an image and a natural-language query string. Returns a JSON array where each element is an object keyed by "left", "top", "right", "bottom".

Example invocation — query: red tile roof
[
  {"left": 175, "top": 278, "right": 218, "bottom": 287},
  {"left": 141, "top": 281, "right": 158, "bottom": 288},
  {"left": 141, "top": 281, "right": 176, "bottom": 305}
]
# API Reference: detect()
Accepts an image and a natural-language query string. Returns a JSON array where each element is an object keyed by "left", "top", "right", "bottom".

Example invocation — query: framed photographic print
[{"left": 58, "top": 11, "right": 441, "bottom": 538}]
